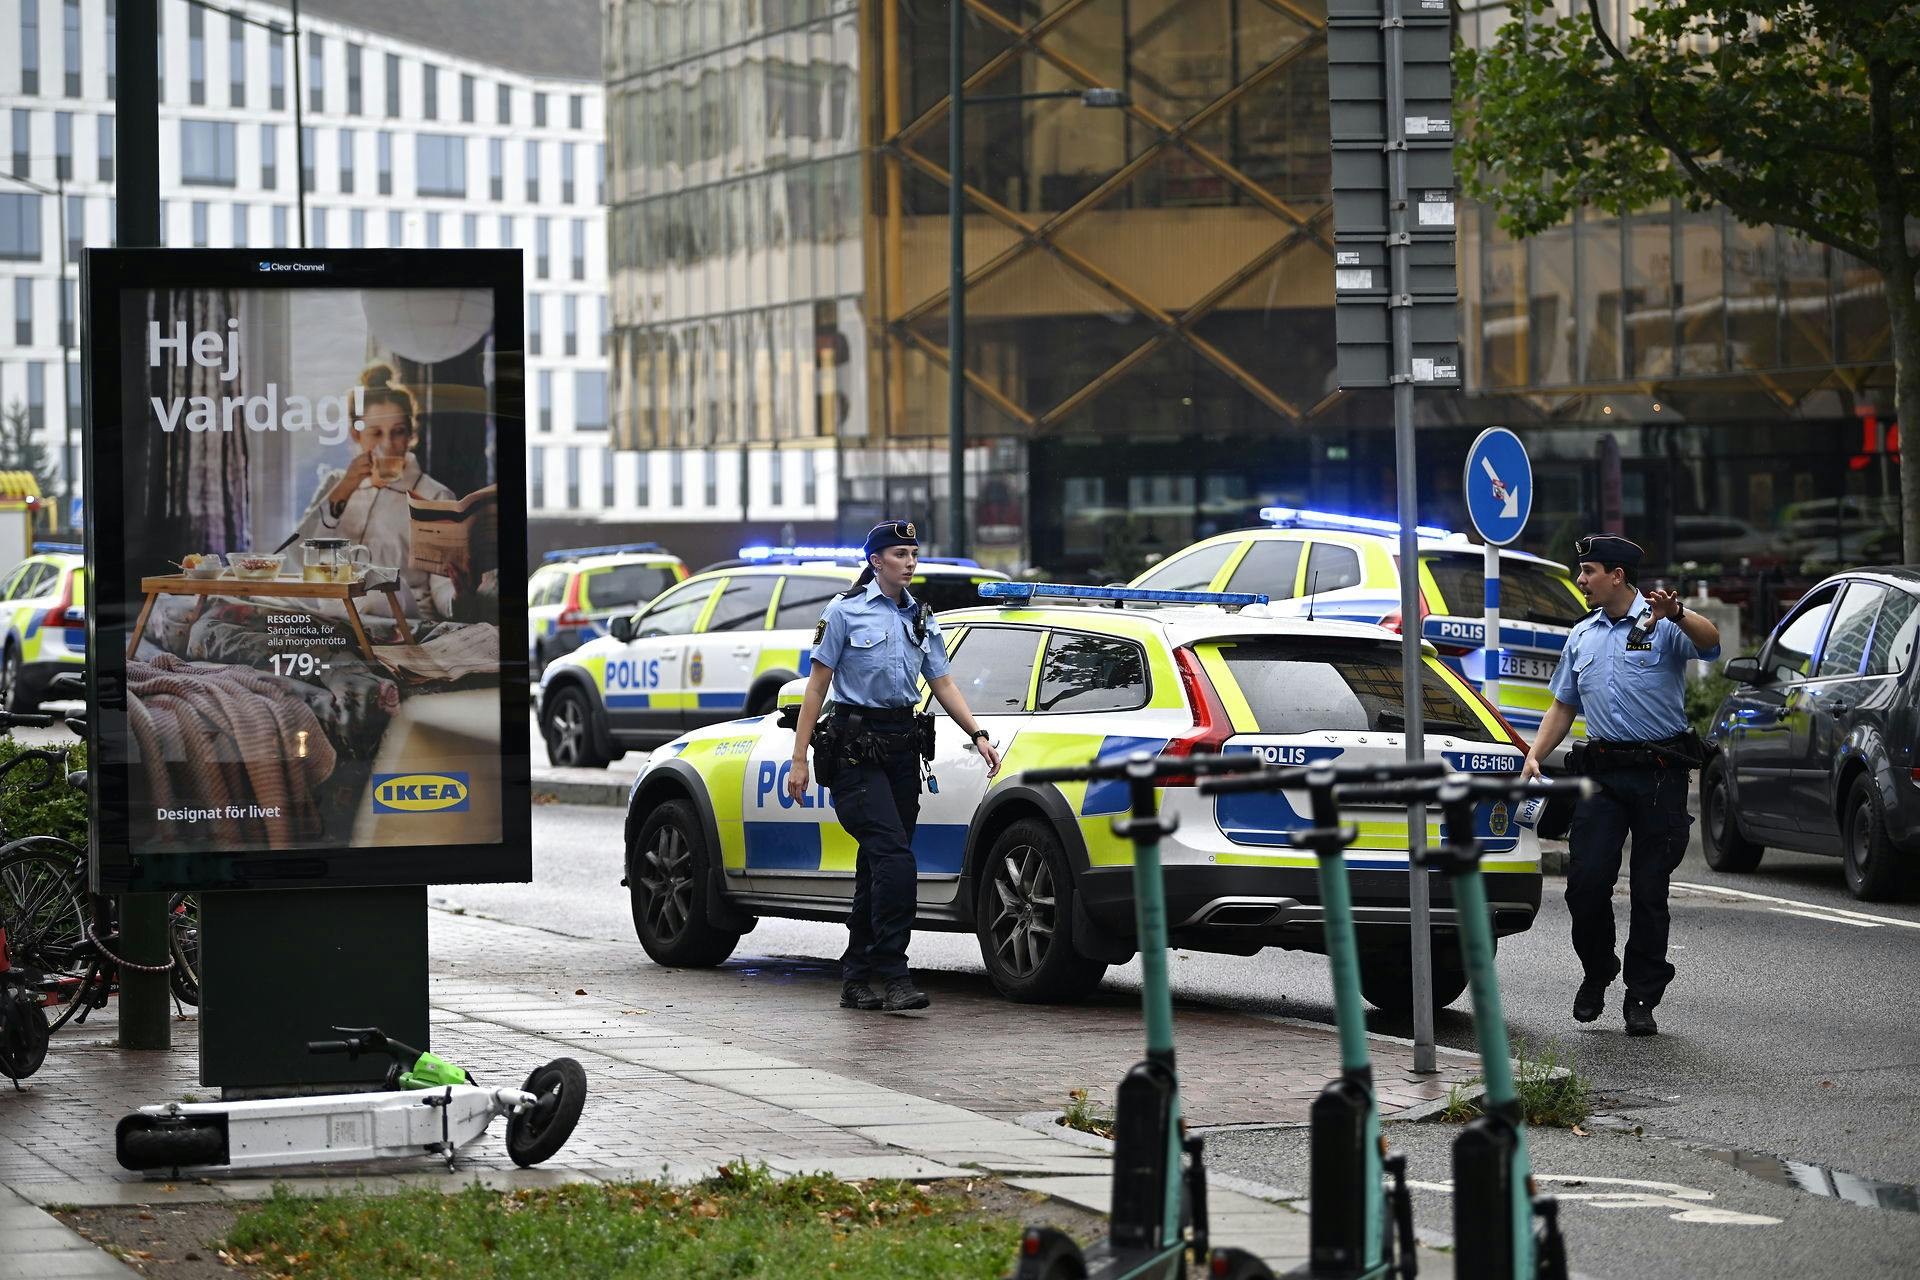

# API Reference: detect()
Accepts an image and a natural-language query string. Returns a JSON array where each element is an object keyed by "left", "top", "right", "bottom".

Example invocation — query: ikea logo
[{"left": 373, "top": 772, "right": 471, "bottom": 814}]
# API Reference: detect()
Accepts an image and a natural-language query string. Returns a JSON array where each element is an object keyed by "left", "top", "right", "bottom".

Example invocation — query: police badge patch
[
  {"left": 1489, "top": 802, "right": 1510, "bottom": 837},
  {"left": 813, "top": 619, "right": 827, "bottom": 644}
]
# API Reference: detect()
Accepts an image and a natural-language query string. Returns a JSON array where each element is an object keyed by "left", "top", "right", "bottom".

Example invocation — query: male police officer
[
  {"left": 787, "top": 521, "right": 1002, "bottom": 1013},
  {"left": 1521, "top": 535, "right": 1720, "bottom": 1036}
]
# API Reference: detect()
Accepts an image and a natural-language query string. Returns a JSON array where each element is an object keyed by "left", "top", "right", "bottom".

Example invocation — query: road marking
[
  {"left": 1408, "top": 1174, "right": 1782, "bottom": 1226},
  {"left": 1672, "top": 881, "right": 1920, "bottom": 930},
  {"left": 1769, "top": 907, "right": 1880, "bottom": 928}
]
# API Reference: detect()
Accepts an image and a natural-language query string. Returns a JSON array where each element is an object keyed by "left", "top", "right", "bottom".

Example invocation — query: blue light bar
[
  {"left": 979, "top": 581, "right": 1268, "bottom": 607},
  {"left": 542, "top": 541, "right": 666, "bottom": 562},
  {"left": 738, "top": 544, "right": 868, "bottom": 561},
  {"left": 33, "top": 542, "right": 84, "bottom": 554},
  {"left": 1259, "top": 506, "right": 1454, "bottom": 540}
]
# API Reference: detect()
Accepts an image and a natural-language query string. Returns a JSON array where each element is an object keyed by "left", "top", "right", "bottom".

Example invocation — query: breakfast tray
[{"left": 128, "top": 573, "right": 415, "bottom": 661}]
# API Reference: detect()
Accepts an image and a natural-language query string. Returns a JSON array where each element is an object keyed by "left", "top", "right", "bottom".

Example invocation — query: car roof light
[
  {"left": 978, "top": 581, "right": 1268, "bottom": 609},
  {"left": 542, "top": 541, "right": 667, "bottom": 562},
  {"left": 33, "top": 541, "right": 85, "bottom": 555},
  {"left": 1259, "top": 506, "right": 1454, "bottom": 540},
  {"left": 738, "top": 544, "right": 869, "bottom": 561}
]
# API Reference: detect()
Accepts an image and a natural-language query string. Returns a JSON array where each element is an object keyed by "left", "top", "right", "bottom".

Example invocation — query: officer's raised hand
[{"left": 1644, "top": 587, "right": 1683, "bottom": 620}]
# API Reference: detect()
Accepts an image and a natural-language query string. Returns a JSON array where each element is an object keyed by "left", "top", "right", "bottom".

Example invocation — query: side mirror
[
  {"left": 609, "top": 614, "right": 636, "bottom": 644},
  {"left": 1723, "top": 655, "right": 1765, "bottom": 686},
  {"left": 774, "top": 677, "right": 807, "bottom": 728}
]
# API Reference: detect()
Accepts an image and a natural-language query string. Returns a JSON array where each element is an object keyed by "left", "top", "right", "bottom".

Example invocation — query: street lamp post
[{"left": 945, "top": 1, "right": 1124, "bottom": 558}]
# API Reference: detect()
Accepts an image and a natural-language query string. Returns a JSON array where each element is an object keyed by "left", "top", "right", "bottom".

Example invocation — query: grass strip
[{"left": 221, "top": 1162, "right": 1024, "bottom": 1279}]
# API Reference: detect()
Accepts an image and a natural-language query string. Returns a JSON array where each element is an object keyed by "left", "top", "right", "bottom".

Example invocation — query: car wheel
[
  {"left": 542, "top": 686, "right": 610, "bottom": 769},
  {"left": 975, "top": 818, "right": 1108, "bottom": 1003},
  {"left": 1842, "top": 776, "right": 1907, "bottom": 901},
  {"left": 1358, "top": 946, "right": 1470, "bottom": 1015},
  {"left": 629, "top": 799, "right": 742, "bottom": 967},
  {"left": 1701, "top": 756, "right": 1764, "bottom": 873},
  {"left": 0, "top": 647, "right": 21, "bottom": 714}
]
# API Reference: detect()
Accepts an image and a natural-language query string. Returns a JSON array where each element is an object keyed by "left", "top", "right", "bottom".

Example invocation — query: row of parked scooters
[{"left": 1006, "top": 752, "right": 1590, "bottom": 1280}]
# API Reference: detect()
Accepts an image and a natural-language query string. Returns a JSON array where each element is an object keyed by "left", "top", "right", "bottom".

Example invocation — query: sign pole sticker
[{"left": 1463, "top": 427, "right": 1533, "bottom": 546}]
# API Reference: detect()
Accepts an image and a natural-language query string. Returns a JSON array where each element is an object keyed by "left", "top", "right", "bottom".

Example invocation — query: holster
[{"left": 915, "top": 713, "right": 936, "bottom": 764}]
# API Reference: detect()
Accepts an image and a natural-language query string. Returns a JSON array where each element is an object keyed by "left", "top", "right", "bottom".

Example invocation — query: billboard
[{"left": 84, "top": 250, "right": 530, "bottom": 891}]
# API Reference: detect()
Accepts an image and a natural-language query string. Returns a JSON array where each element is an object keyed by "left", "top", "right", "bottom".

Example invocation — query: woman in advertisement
[{"left": 290, "top": 363, "right": 457, "bottom": 620}]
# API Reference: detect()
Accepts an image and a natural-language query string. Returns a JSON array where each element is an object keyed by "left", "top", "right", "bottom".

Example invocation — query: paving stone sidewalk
[{"left": 0, "top": 908, "right": 1469, "bottom": 1277}]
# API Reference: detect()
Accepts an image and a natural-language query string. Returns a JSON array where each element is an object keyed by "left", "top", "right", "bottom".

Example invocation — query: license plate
[{"left": 1498, "top": 651, "right": 1557, "bottom": 682}]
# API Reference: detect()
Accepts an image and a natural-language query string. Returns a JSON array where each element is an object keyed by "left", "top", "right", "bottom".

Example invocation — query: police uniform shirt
[
  {"left": 1549, "top": 592, "right": 1721, "bottom": 741},
  {"left": 812, "top": 580, "right": 952, "bottom": 709}
]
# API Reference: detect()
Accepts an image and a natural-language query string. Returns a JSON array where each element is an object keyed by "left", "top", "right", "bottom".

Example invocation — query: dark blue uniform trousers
[
  {"left": 829, "top": 726, "right": 921, "bottom": 984},
  {"left": 1566, "top": 766, "right": 1693, "bottom": 1006}
]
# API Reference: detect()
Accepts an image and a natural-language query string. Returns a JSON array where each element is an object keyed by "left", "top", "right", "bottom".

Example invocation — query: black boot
[
  {"left": 840, "top": 980, "right": 883, "bottom": 1011},
  {"left": 1623, "top": 997, "right": 1658, "bottom": 1036},
  {"left": 1573, "top": 974, "right": 1611, "bottom": 1023},
  {"left": 883, "top": 976, "right": 930, "bottom": 1011}
]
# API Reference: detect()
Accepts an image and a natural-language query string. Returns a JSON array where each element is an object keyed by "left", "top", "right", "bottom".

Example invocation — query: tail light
[
  {"left": 555, "top": 608, "right": 591, "bottom": 628},
  {"left": 1378, "top": 587, "right": 1431, "bottom": 638},
  {"left": 1158, "top": 647, "right": 1235, "bottom": 786},
  {"left": 42, "top": 572, "right": 83, "bottom": 630}
]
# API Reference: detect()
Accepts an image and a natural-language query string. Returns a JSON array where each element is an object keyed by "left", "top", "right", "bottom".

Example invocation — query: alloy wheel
[
  {"left": 988, "top": 843, "right": 1056, "bottom": 979},
  {"left": 637, "top": 825, "right": 695, "bottom": 942},
  {"left": 547, "top": 696, "right": 587, "bottom": 766}
]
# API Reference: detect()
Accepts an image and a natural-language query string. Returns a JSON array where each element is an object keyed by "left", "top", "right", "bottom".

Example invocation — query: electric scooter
[
  {"left": 117, "top": 1026, "right": 586, "bottom": 1176},
  {"left": 1006, "top": 749, "right": 1271, "bottom": 1280},
  {"left": 1335, "top": 773, "right": 1593, "bottom": 1280},
  {"left": 0, "top": 925, "right": 50, "bottom": 1085},
  {"left": 1199, "top": 758, "right": 1451, "bottom": 1279}
]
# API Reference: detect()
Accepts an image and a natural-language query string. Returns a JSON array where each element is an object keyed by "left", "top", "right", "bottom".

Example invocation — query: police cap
[
  {"left": 1573, "top": 533, "right": 1643, "bottom": 567},
  {"left": 864, "top": 520, "right": 920, "bottom": 560}
]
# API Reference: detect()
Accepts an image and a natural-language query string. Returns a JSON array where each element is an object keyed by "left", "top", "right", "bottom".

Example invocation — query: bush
[
  {"left": 1685, "top": 668, "right": 1735, "bottom": 739},
  {"left": 0, "top": 737, "right": 87, "bottom": 845}
]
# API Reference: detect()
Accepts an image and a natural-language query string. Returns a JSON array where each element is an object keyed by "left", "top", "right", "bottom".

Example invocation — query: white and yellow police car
[
  {"left": 527, "top": 543, "right": 689, "bottom": 680},
  {"left": 619, "top": 581, "right": 1544, "bottom": 1012},
  {"left": 1129, "top": 507, "right": 1590, "bottom": 741},
  {"left": 0, "top": 544, "right": 86, "bottom": 713},
  {"left": 535, "top": 549, "right": 1009, "bottom": 768}
]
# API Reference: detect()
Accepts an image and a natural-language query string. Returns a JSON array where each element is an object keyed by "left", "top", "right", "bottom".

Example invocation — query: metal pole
[
  {"left": 945, "top": 0, "right": 966, "bottom": 558},
  {"left": 114, "top": 0, "right": 169, "bottom": 1052},
  {"left": 290, "top": 0, "right": 307, "bottom": 248},
  {"left": 1482, "top": 539, "right": 1502, "bottom": 711},
  {"left": 1385, "top": 0, "right": 1436, "bottom": 1073},
  {"left": 55, "top": 173, "right": 72, "bottom": 529}
]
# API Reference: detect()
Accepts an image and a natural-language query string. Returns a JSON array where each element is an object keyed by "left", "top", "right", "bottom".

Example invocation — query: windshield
[
  {"left": 583, "top": 564, "right": 681, "bottom": 611},
  {"left": 1421, "top": 553, "right": 1585, "bottom": 626}
]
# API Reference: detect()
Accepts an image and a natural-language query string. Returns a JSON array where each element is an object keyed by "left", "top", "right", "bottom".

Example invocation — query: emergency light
[
  {"left": 979, "top": 581, "right": 1269, "bottom": 608},
  {"left": 541, "top": 541, "right": 666, "bottom": 562},
  {"left": 1259, "top": 506, "right": 1456, "bottom": 540},
  {"left": 737, "top": 544, "right": 867, "bottom": 561},
  {"left": 32, "top": 542, "right": 84, "bottom": 554}
]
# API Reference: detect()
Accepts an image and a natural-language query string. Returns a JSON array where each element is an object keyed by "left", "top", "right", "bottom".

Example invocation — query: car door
[
  {"left": 607, "top": 577, "right": 719, "bottom": 739},
  {"left": 1794, "top": 582, "right": 1885, "bottom": 842},
  {"left": 687, "top": 573, "right": 780, "bottom": 723},
  {"left": 1731, "top": 584, "right": 1841, "bottom": 835}
]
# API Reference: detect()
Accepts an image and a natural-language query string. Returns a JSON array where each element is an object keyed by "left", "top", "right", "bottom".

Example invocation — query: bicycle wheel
[
  {"left": 168, "top": 893, "right": 201, "bottom": 1007},
  {"left": 0, "top": 847, "right": 87, "bottom": 982}
]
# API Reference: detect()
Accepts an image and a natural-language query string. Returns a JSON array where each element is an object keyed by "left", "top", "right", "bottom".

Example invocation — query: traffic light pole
[{"left": 946, "top": 0, "right": 967, "bottom": 559}]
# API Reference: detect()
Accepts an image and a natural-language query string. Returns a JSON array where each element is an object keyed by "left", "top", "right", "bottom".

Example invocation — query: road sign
[{"left": 1464, "top": 428, "right": 1533, "bottom": 546}]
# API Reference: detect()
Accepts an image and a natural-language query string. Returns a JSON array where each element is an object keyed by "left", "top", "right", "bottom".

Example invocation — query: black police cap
[{"left": 1574, "top": 533, "right": 1643, "bottom": 566}]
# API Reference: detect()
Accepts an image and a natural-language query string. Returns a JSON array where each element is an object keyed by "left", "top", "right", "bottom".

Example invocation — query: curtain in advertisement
[{"left": 147, "top": 287, "right": 251, "bottom": 552}]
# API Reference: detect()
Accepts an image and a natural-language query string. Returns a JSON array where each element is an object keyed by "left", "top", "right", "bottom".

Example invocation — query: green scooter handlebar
[{"left": 1018, "top": 750, "right": 1265, "bottom": 787}]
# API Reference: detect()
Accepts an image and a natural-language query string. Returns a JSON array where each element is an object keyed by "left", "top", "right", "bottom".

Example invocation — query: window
[
  {"left": 635, "top": 455, "right": 651, "bottom": 506},
  {"left": 1421, "top": 553, "right": 1585, "bottom": 626},
  {"left": 105, "top": 0, "right": 115, "bottom": 97},
  {"left": 1867, "top": 590, "right": 1919, "bottom": 676},
  {"left": 1223, "top": 539, "right": 1302, "bottom": 600},
  {"left": 26, "top": 363, "right": 45, "bottom": 431},
  {"left": 802, "top": 453, "right": 817, "bottom": 505},
  {"left": 574, "top": 370, "right": 607, "bottom": 429},
  {"left": 462, "top": 212, "right": 476, "bottom": 247},
  {"left": 584, "top": 562, "right": 677, "bottom": 611},
  {"left": 537, "top": 369, "right": 552, "bottom": 430},
  {"left": 946, "top": 627, "right": 1042, "bottom": 713},
  {"left": 232, "top": 203, "right": 249, "bottom": 247},
  {"left": 350, "top": 208, "right": 366, "bottom": 247},
  {"left": 497, "top": 213, "right": 513, "bottom": 246},
  {"left": 415, "top": 134, "right": 466, "bottom": 198},
  {"left": 530, "top": 445, "right": 545, "bottom": 506},
  {"left": 773, "top": 574, "right": 840, "bottom": 631},
  {"left": 565, "top": 446, "right": 579, "bottom": 507},
  {"left": 269, "top": 30, "right": 284, "bottom": 109},
  {"left": 228, "top": 15, "right": 244, "bottom": 106},
  {"left": 534, "top": 92, "right": 547, "bottom": 128},
  {"left": 704, "top": 575, "right": 779, "bottom": 633},
  {"left": 703, "top": 451, "right": 717, "bottom": 506},
  {"left": 670, "top": 453, "right": 683, "bottom": 506},
  {"left": 561, "top": 142, "right": 575, "bottom": 203},
  {"left": 636, "top": 579, "right": 715, "bottom": 639},
  {"left": 53, "top": 111, "right": 71, "bottom": 180},
  {"left": 273, "top": 204, "right": 289, "bottom": 247},
  {"left": 535, "top": 216, "right": 550, "bottom": 277},
  {"left": 14, "top": 278, "right": 32, "bottom": 346},
  {"left": 300, "top": 125, "right": 314, "bottom": 191},
  {"left": 568, "top": 93, "right": 583, "bottom": 130},
  {"left": 180, "top": 121, "right": 238, "bottom": 186},
  {"left": 187, "top": 3, "right": 204, "bottom": 104},
  {"left": 20, "top": 0, "right": 39, "bottom": 94},
  {"left": 59, "top": 275, "right": 74, "bottom": 345},
  {"left": 307, "top": 31, "right": 323, "bottom": 112},
  {"left": 424, "top": 210, "right": 440, "bottom": 247},
  {"left": 769, "top": 453, "right": 784, "bottom": 506},
  {"left": 1134, "top": 541, "right": 1236, "bottom": 593},
  {"left": 594, "top": 142, "right": 604, "bottom": 203},
  {"left": 525, "top": 140, "right": 540, "bottom": 201},
  {"left": 64, "top": 192, "right": 80, "bottom": 260},
  {"left": 337, "top": 128, "right": 354, "bottom": 193},
  {"left": 528, "top": 293, "right": 543, "bottom": 355},
  {"left": 345, "top": 44, "right": 362, "bottom": 114},
  {"left": 601, "top": 450, "right": 616, "bottom": 508},
  {"left": 384, "top": 52, "right": 400, "bottom": 116},
  {"left": 570, "top": 218, "right": 585, "bottom": 279},
  {"left": 62, "top": 0, "right": 80, "bottom": 98},
  {"left": 488, "top": 138, "right": 503, "bottom": 201},
  {"left": 595, "top": 295, "right": 607, "bottom": 356},
  {"left": 387, "top": 209, "right": 403, "bottom": 245},
  {"left": 1037, "top": 632, "right": 1149, "bottom": 714},
  {"left": 310, "top": 205, "right": 326, "bottom": 247},
  {"left": 1764, "top": 585, "right": 1841, "bottom": 682},
  {"left": 191, "top": 200, "right": 209, "bottom": 246},
  {"left": 9, "top": 111, "right": 25, "bottom": 176},
  {"left": 496, "top": 83, "right": 511, "bottom": 125},
  {"left": 376, "top": 130, "right": 392, "bottom": 195},
  {"left": 97, "top": 114, "right": 114, "bottom": 180},
  {"left": 1815, "top": 584, "right": 1887, "bottom": 679},
  {"left": 260, "top": 123, "right": 277, "bottom": 188},
  {"left": 563, "top": 294, "right": 577, "bottom": 355},
  {"left": 460, "top": 74, "right": 475, "bottom": 123},
  {"left": 422, "top": 64, "right": 437, "bottom": 119},
  {"left": 1217, "top": 640, "right": 1489, "bottom": 737}
]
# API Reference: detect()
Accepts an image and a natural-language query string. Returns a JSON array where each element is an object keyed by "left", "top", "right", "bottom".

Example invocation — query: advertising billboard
[{"left": 84, "top": 250, "right": 529, "bottom": 891}]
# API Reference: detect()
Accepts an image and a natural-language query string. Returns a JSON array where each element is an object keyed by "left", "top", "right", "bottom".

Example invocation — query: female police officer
[{"left": 786, "top": 521, "right": 1002, "bottom": 1012}]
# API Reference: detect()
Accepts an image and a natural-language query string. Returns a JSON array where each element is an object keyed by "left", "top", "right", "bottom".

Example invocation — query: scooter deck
[{"left": 1078, "top": 1239, "right": 1187, "bottom": 1280}]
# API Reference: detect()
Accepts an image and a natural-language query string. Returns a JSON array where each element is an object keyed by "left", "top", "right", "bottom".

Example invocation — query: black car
[{"left": 1701, "top": 567, "right": 1920, "bottom": 900}]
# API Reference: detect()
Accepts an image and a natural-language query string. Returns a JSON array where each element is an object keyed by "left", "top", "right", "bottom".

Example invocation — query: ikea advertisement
[{"left": 84, "top": 250, "right": 531, "bottom": 891}]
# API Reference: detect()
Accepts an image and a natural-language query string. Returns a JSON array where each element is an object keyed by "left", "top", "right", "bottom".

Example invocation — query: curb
[{"left": 532, "top": 776, "right": 631, "bottom": 806}]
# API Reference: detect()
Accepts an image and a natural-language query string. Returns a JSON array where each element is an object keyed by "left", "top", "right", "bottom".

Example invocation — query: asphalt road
[{"left": 439, "top": 799, "right": 1920, "bottom": 1278}]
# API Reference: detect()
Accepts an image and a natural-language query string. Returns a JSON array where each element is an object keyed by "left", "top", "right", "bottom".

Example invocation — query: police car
[
  {"left": 528, "top": 543, "right": 689, "bottom": 680},
  {"left": 1128, "top": 508, "right": 1590, "bottom": 741},
  {"left": 0, "top": 544, "right": 87, "bottom": 713},
  {"left": 536, "top": 549, "right": 1008, "bottom": 768},
  {"left": 619, "top": 582, "right": 1544, "bottom": 1012}
]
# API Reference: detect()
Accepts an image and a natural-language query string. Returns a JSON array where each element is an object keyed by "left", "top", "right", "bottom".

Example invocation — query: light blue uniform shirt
[
  {"left": 1549, "top": 592, "right": 1721, "bottom": 741},
  {"left": 812, "top": 580, "right": 952, "bottom": 709}
]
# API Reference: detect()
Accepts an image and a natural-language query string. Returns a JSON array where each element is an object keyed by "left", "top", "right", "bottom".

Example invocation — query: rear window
[
  {"left": 1422, "top": 554, "right": 1584, "bottom": 626},
  {"left": 1212, "top": 639, "right": 1493, "bottom": 739},
  {"left": 1036, "top": 632, "right": 1147, "bottom": 714},
  {"left": 583, "top": 563, "right": 680, "bottom": 611},
  {"left": 773, "top": 575, "right": 845, "bottom": 631},
  {"left": 913, "top": 575, "right": 996, "bottom": 614}
]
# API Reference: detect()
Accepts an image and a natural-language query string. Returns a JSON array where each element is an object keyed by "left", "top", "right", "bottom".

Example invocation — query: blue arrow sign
[{"left": 1463, "top": 427, "right": 1532, "bottom": 546}]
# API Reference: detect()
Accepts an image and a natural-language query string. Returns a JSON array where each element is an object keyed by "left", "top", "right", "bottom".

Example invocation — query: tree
[
  {"left": 0, "top": 400, "right": 62, "bottom": 513},
  {"left": 1457, "top": 0, "right": 1920, "bottom": 560}
]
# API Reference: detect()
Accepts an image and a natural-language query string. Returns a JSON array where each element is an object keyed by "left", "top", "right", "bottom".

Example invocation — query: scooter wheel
[
  {"left": 0, "top": 996, "right": 49, "bottom": 1081},
  {"left": 1005, "top": 1225, "right": 1086, "bottom": 1280},
  {"left": 506, "top": 1057, "right": 586, "bottom": 1167},
  {"left": 1206, "top": 1246, "right": 1276, "bottom": 1280},
  {"left": 119, "top": 1123, "right": 224, "bottom": 1170}
]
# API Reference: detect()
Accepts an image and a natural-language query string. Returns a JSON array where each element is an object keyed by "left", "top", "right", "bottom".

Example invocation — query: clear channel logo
[
  {"left": 372, "top": 772, "right": 471, "bottom": 814},
  {"left": 256, "top": 260, "right": 329, "bottom": 273}
]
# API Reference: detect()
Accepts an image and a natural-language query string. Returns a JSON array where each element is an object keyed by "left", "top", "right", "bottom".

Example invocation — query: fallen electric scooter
[
  {"left": 1007, "top": 749, "right": 1270, "bottom": 1280},
  {"left": 1199, "top": 758, "right": 1451, "bottom": 1279},
  {"left": 1336, "top": 772, "right": 1593, "bottom": 1280},
  {"left": 117, "top": 1026, "right": 586, "bottom": 1176}
]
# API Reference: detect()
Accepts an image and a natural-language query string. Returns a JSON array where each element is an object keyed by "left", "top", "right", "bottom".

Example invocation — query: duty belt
[
  {"left": 1585, "top": 735, "right": 1698, "bottom": 772},
  {"left": 834, "top": 703, "right": 916, "bottom": 724}
]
